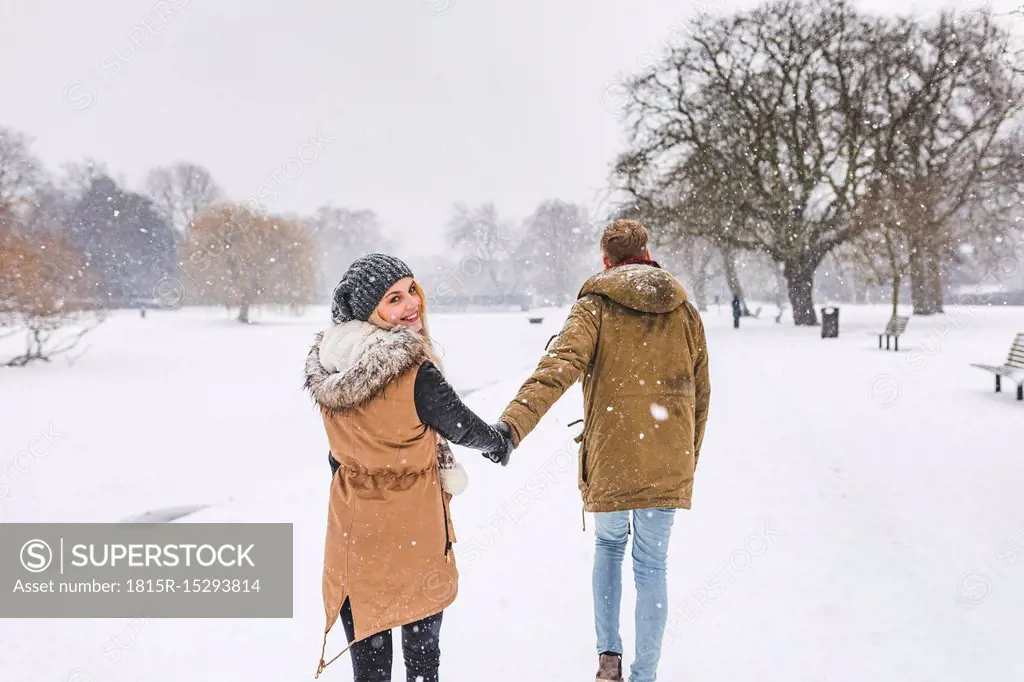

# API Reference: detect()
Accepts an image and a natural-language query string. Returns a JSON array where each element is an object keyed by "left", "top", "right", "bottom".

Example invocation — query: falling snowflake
[{"left": 650, "top": 404, "right": 669, "bottom": 421}]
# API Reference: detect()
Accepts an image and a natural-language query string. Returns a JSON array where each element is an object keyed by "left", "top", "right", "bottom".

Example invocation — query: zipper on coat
[
  {"left": 441, "top": 486, "right": 452, "bottom": 563},
  {"left": 572, "top": 419, "right": 587, "bottom": 534}
]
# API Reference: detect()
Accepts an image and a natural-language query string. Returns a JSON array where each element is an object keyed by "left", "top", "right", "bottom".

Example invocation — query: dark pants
[{"left": 339, "top": 597, "right": 443, "bottom": 682}]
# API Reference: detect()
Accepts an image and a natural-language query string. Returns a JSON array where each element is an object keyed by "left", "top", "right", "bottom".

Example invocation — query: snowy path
[{"left": 1, "top": 304, "right": 1023, "bottom": 680}]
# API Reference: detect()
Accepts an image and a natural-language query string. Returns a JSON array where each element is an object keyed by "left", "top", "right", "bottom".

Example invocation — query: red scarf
[{"left": 610, "top": 257, "right": 661, "bottom": 269}]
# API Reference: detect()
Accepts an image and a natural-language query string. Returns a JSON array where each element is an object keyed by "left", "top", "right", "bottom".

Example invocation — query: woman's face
[{"left": 375, "top": 277, "right": 423, "bottom": 332}]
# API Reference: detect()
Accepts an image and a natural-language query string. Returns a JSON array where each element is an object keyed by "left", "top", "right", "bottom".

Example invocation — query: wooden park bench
[
  {"left": 970, "top": 332, "right": 1024, "bottom": 401},
  {"left": 877, "top": 315, "right": 910, "bottom": 351}
]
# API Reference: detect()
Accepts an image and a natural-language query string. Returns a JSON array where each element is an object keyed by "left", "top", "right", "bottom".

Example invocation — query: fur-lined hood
[
  {"left": 304, "top": 320, "right": 431, "bottom": 413},
  {"left": 579, "top": 264, "right": 688, "bottom": 314}
]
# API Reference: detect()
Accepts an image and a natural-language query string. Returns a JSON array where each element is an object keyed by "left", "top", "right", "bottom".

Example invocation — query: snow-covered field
[{"left": 2, "top": 301, "right": 1023, "bottom": 681}]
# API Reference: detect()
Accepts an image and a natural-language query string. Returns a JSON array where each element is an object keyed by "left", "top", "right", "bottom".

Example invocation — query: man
[{"left": 493, "top": 219, "right": 711, "bottom": 682}]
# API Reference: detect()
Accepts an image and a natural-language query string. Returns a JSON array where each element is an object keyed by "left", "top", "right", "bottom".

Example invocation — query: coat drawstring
[
  {"left": 315, "top": 632, "right": 354, "bottom": 678},
  {"left": 582, "top": 506, "right": 586, "bottom": 532}
]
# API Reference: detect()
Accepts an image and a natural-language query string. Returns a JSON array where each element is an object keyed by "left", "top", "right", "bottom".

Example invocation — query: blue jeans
[{"left": 593, "top": 508, "right": 676, "bottom": 682}]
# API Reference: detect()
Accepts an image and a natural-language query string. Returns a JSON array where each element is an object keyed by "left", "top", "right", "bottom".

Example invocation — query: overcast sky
[{"left": 1, "top": 0, "right": 1019, "bottom": 255}]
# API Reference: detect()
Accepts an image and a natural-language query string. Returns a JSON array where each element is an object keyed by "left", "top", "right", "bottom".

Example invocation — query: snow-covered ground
[{"left": 2, "top": 301, "right": 1023, "bottom": 681}]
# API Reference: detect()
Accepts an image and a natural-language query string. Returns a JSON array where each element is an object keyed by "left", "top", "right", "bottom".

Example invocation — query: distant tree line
[
  {"left": 5, "top": 0, "right": 1022, "bottom": 368},
  {"left": 0, "top": 123, "right": 611, "bottom": 365}
]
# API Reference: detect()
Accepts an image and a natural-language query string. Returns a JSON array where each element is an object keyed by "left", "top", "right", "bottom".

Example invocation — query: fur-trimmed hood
[
  {"left": 579, "top": 264, "right": 688, "bottom": 314},
  {"left": 304, "top": 320, "right": 431, "bottom": 413}
]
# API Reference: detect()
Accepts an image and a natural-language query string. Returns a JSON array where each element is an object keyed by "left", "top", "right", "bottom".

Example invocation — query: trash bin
[{"left": 821, "top": 307, "right": 839, "bottom": 338}]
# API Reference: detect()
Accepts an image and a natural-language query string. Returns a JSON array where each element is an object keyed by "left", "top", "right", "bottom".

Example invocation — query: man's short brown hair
[{"left": 601, "top": 219, "right": 649, "bottom": 265}]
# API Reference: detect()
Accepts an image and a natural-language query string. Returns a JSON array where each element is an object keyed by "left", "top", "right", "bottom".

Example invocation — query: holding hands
[{"left": 482, "top": 421, "right": 515, "bottom": 467}]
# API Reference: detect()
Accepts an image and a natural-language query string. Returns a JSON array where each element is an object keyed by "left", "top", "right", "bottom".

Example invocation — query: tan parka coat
[
  {"left": 304, "top": 322, "right": 458, "bottom": 676},
  {"left": 500, "top": 263, "right": 711, "bottom": 512}
]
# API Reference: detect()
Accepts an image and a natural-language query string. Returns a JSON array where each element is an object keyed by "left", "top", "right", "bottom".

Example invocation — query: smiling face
[{"left": 374, "top": 277, "right": 423, "bottom": 332}]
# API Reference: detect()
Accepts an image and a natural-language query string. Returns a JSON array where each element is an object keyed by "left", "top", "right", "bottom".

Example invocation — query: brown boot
[{"left": 596, "top": 652, "right": 623, "bottom": 681}]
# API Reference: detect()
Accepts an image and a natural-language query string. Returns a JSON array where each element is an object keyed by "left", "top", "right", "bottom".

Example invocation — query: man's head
[{"left": 600, "top": 219, "right": 651, "bottom": 268}]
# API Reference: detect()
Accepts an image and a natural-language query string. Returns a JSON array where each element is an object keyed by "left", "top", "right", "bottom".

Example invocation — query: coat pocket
[
  {"left": 578, "top": 443, "right": 589, "bottom": 489},
  {"left": 441, "top": 490, "right": 457, "bottom": 545}
]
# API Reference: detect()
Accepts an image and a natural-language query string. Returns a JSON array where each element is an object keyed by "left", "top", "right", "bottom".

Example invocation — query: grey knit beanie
[{"left": 331, "top": 253, "right": 415, "bottom": 324}]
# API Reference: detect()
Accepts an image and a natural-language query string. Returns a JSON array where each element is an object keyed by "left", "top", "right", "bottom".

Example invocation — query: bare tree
[
  {"left": 843, "top": 197, "right": 914, "bottom": 318},
  {"left": 56, "top": 158, "right": 115, "bottom": 200},
  {"left": 720, "top": 245, "right": 753, "bottom": 315},
  {"left": 145, "top": 162, "right": 223, "bottom": 236},
  {"left": 867, "top": 10, "right": 1024, "bottom": 314},
  {"left": 516, "top": 200, "right": 600, "bottom": 305},
  {"left": 617, "top": 179, "right": 746, "bottom": 313},
  {"left": 641, "top": 214, "right": 722, "bottom": 311},
  {"left": 677, "top": 239, "right": 721, "bottom": 312},
  {"left": 616, "top": 0, "right": 1023, "bottom": 322},
  {"left": 184, "top": 204, "right": 317, "bottom": 323},
  {"left": 444, "top": 202, "right": 518, "bottom": 298},
  {"left": 1, "top": 212, "right": 105, "bottom": 367},
  {"left": 308, "top": 206, "right": 392, "bottom": 300},
  {"left": 0, "top": 126, "right": 42, "bottom": 217},
  {"left": 616, "top": 0, "right": 891, "bottom": 324}
]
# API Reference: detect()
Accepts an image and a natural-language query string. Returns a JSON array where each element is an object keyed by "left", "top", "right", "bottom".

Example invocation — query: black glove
[{"left": 482, "top": 421, "right": 514, "bottom": 467}]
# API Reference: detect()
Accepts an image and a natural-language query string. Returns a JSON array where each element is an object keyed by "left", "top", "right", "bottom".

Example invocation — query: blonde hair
[
  {"left": 601, "top": 219, "right": 649, "bottom": 265},
  {"left": 368, "top": 278, "right": 446, "bottom": 373}
]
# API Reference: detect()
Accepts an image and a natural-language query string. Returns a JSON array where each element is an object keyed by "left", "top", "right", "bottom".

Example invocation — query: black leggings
[{"left": 339, "top": 597, "right": 443, "bottom": 682}]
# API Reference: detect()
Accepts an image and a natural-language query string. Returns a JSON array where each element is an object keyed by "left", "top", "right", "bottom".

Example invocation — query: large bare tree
[
  {"left": 616, "top": 0, "right": 887, "bottom": 324},
  {"left": 613, "top": 0, "right": 1023, "bottom": 324},
  {"left": 864, "top": 11, "right": 1024, "bottom": 314},
  {"left": 145, "top": 162, "right": 223, "bottom": 236}
]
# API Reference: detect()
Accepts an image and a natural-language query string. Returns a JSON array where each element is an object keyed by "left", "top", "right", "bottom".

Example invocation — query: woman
[{"left": 305, "top": 253, "right": 513, "bottom": 681}]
